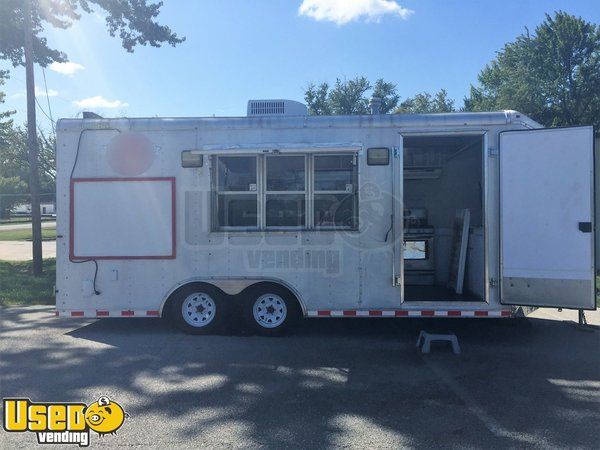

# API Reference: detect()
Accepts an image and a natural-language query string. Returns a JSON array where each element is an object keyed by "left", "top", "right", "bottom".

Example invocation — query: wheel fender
[{"left": 159, "top": 278, "right": 307, "bottom": 317}]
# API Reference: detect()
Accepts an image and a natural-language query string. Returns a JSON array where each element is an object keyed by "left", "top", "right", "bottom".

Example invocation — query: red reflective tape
[
  {"left": 395, "top": 310, "right": 408, "bottom": 316},
  {"left": 421, "top": 310, "right": 435, "bottom": 317},
  {"left": 96, "top": 310, "right": 109, "bottom": 317},
  {"left": 71, "top": 311, "right": 84, "bottom": 317},
  {"left": 317, "top": 310, "right": 331, "bottom": 317},
  {"left": 369, "top": 310, "right": 382, "bottom": 316},
  {"left": 121, "top": 310, "right": 135, "bottom": 317},
  {"left": 447, "top": 310, "right": 462, "bottom": 317},
  {"left": 501, "top": 310, "right": 512, "bottom": 317},
  {"left": 146, "top": 310, "right": 160, "bottom": 316},
  {"left": 343, "top": 310, "right": 356, "bottom": 316},
  {"left": 475, "top": 311, "right": 489, "bottom": 317}
]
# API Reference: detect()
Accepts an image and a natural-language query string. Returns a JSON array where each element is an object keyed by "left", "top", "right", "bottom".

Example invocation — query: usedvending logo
[{"left": 3, "top": 396, "right": 128, "bottom": 447}]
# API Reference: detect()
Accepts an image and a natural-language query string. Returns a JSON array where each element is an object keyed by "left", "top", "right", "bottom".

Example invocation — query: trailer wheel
[
  {"left": 242, "top": 284, "right": 300, "bottom": 336},
  {"left": 168, "top": 283, "right": 226, "bottom": 334}
]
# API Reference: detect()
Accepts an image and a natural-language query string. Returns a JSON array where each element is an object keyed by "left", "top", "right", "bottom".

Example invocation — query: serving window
[
  {"left": 215, "top": 156, "right": 258, "bottom": 228},
  {"left": 212, "top": 153, "right": 357, "bottom": 231},
  {"left": 266, "top": 155, "right": 306, "bottom": 228},
  {"left": 314, "top": 154, "right": 357, "bottom": 229}
]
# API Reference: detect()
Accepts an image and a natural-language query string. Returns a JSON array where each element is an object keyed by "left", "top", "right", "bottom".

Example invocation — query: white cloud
[
  {"left": 49, "top": 61, "right": 85, "bottom": 76},
  {"left": 36, "top": 86, "right": 58, "bottom": 97},
  {"left": 11, "top": 86, "right": 59, "bottom": 99},
  {"left": 73, "top": 96, "right": 129, "bottom": 109},
  {"left": 299, "top": 0, "right": 413, "bottom": 24}
]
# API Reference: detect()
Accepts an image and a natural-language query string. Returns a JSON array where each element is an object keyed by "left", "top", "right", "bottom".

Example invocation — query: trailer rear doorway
[{"left": 403, "top": 134, "right": 485, "bottom": 302}]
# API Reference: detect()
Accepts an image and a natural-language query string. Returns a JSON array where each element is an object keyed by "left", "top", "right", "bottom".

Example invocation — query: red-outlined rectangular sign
[{"left": 70, "top": 177, "right": 176, "bottom": 260}]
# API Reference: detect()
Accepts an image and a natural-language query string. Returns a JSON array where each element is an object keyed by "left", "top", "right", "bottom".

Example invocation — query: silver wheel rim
[
  {"left": 253, "top": 293, "right": 287, "bottom": 329},
  {"left": 182, "top": 292, "right": 216, "bottom": 327}
]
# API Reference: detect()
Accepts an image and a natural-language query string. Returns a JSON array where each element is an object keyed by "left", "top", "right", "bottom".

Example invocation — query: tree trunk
[{"left": 24, "top": 0, "right": 43, "bottom": 275}]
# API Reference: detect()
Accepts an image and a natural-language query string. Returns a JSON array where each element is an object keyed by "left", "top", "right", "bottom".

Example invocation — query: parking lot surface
[{"left": 1, "top": 307, "right": 599, "bottom": 448}]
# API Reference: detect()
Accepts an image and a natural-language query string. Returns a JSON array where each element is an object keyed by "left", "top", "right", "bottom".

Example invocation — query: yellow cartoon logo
[
  {"left": 84, "top": 396, "right": 127, "bottom": 435},
  {"left": 3, "top": 396, "right": 128, "bottom": 446}
]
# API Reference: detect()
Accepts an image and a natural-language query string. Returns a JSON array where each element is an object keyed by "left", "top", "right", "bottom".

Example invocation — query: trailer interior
[{"left": 403, "top": 134, "right": 485, "bottom": 302}]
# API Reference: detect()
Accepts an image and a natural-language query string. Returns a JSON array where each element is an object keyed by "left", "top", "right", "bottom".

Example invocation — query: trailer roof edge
[{"left": 56, "top": 110, "right": 543, "bottom": 132}]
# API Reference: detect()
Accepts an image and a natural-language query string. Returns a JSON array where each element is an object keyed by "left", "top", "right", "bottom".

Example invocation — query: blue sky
[{"left": 1, "top": 0, "right": 599, "bottom": 129}]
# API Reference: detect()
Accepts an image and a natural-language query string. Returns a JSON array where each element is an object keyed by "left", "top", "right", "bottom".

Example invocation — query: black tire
[
  {"left": 167, "top": 283, "right": 227, "bottom": 335},
  {"left": 241, "top": 284, "right": 301, "bottom": 336}
]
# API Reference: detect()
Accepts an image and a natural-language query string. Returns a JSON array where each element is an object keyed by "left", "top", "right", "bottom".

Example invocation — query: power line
[
  {"left": 34, "top": 95, "right": 55, "bottom": 127},
  {"left": 5, "top": 68, "right": 59, "bottom": 131},
  {"left": 41, "top": 67, "right": 55, "bottom": 135}
]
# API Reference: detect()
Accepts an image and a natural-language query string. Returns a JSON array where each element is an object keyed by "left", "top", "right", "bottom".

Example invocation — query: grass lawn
[
  {"left": 0, "top": 259, "right": 55, "bottom": 306},
  {"left": 0, "top": 217, "right": 55, "bottom": 225},
  {"left": 0, "top": 226, "right": 56, "bottom": 241}
]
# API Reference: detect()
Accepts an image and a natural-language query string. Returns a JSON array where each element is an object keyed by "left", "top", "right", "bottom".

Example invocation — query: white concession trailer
[{"left": 55, "top": 100, "right": 597, "bottom": 335}]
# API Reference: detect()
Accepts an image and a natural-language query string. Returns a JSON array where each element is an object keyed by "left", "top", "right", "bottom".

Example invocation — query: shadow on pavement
[{"left": 1, "top": 308, "right": 599, "bottom": 448}]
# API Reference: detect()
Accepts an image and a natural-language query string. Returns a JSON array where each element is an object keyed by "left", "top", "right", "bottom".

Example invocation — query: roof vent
[{"left": 247, "top": 99, "right": 307, "bottom": 117}]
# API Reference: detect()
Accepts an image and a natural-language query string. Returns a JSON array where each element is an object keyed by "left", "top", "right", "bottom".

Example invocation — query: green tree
[
  {"left": 304, "top": 77, "right": 400, "bottom": 115},
  {"left": 0, "top": 125, "right": 56, "bottom": 218},
  {"left": 0, "top": 0, "right": 184, "bottom": 66},
  {"left": 465, "top": 11, "right": 600, "bottom": 130},
  {"left": 0, "top": 177, "right": 27, "bottom": 219},
  {"left": 329, "top": 77, "right": 371, "bottom": 115},
  {"left": 0, "top": 70, "right": 14, "bottom": 140},
  {"left": 0, "top": 71, "right": 22, "bottom": 219},
  {"left": 305, "top": 82, "right": 331, "bottom": 115},
  {"left": 1, "top": 126, "right": 55, "bottom": 191},
  {"left": 0, "top": 0, "right": 184, "bottom": 274},
  {"left": 394, "top": 89, "right": 455, "bottom": 113},
  {"left": 372, "top": 79, "right": 400, "bottom": 114}
]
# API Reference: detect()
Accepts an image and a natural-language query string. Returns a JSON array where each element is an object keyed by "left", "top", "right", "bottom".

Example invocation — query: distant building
[{"left": 11, "top": 202, "right": 56, "bottom": 216}]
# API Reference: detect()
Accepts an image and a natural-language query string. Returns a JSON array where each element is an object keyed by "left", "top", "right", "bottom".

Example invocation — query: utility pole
[{"left": 24, "top": 0, "right": 43, "bottom": 275}]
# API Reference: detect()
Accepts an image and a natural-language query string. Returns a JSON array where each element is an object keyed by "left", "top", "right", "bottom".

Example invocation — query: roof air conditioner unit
[{"left": 247, "top": 99, "right": 308, "bottom": 117}]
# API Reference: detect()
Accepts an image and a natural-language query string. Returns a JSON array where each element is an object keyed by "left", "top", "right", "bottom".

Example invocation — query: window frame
[
  {"left": 263, "top": 154, "right": 308, "bottom": 230},
  {"left": 211, "top": 152, "right": 359, "bottom": 232},
  {"left": 312, "top": 153, "right": 358, "bottom": 230},
  {"left": 213, "top": 155, "right": 259, "bottom": 231}
]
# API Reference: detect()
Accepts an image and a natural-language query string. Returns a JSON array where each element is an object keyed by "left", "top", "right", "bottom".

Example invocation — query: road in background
[{"left": 0, "top": 240, "right": 56, "bottom": 261}]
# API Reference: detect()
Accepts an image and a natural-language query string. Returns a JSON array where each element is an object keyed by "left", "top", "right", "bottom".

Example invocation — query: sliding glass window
[
  {"left": 265, "top": 155, "right": 306, "bottom": 228},
  {"left": 213, "top": 153, "right": 357, "bottom": 231},
  {"left": 215, "top": 156, "right": 258, "bottom": 229},
  {"left": 313, "top": 154, "right": 357, "bottom": 229}
]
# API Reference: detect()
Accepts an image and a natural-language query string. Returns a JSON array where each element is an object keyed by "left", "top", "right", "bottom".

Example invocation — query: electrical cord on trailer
[
  {"left": 68, "top": 127, "right": 122, "bottom": 296},
  {"left": 69, "top": 259, "right": 100, "bottom": 295},
  {"left": 384, "top": 214, "right": 393, "bottom": 242}
]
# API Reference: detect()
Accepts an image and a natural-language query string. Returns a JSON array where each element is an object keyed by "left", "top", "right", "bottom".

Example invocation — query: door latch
[{"left": 489, "top": 278, "right": 497, "bottom": 288}]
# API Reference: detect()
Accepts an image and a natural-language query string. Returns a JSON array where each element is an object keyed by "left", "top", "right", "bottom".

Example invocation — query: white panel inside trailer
[
  {"left": 500, "top": 126, "right": 595, "bottom": 309},
  {"left": 72, "top": 179, "right": 174, "bottom": 258}
]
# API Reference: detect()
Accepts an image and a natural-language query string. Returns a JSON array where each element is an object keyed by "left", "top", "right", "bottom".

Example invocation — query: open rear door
[{"left": 500, "top": 126, "right": 596, "bottom": 310}]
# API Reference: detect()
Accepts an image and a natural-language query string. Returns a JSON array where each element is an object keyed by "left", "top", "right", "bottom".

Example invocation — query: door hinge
[
  {"left": 489, "top": 277, "right": 497, "bottom": 288},
  {"left": 488, "top": 147, "right": 498, "bottom": 157},
  {"left": 394, "top": 275, "right": 402, "bottom": 286}
]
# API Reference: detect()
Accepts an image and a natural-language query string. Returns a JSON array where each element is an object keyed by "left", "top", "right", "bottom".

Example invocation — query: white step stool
[{"left": 416, "top": 331, "right": 461, "bottom": 354}]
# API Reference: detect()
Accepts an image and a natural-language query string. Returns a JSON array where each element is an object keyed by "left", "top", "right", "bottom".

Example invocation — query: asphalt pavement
[{"left": 0, "top": 307, "right": 599, "bottom": 449}]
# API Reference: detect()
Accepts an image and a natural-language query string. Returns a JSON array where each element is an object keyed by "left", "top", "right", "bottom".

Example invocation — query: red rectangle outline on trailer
[{"left": 69, "top": 177, "right": 176, "bottom": 260}]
